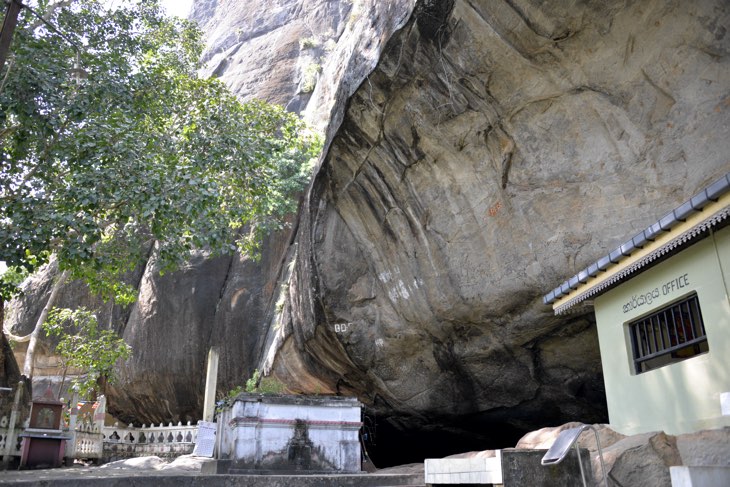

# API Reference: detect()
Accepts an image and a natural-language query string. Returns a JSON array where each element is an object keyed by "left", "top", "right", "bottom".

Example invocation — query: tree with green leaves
[
  {"left": 43, "top": 307, "right": 131, "bottom": 399},
  {"left": 0, "top": 0, "right": 320, "bottom": 381}
]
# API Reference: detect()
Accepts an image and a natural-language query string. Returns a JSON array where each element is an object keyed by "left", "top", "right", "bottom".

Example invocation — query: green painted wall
[{"left": 594, "top": 225, "right": 730, "bottom": 435}]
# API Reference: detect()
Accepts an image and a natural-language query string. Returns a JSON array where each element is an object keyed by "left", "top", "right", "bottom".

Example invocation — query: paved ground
[
  {"left": 0, "top": 457, "right": 426, "bottom": 486},
  {"left": 0, "top": 470, "right": 425, "bottom": 486}
]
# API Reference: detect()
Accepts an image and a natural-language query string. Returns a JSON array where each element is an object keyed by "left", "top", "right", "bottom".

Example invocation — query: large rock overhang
[{"left": 272, "top": 0, "right": 730, "bottom": 464}]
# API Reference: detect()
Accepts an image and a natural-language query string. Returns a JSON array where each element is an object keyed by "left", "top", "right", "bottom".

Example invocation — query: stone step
[{"left": 224, "top": 472, "right": 425, "bottom": 486}]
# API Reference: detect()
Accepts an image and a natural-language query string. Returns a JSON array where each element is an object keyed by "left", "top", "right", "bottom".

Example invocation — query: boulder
[
  {"left": 603, "top": 431, "right": 682, "bottom": 487},
  {"left": 515, "top": 422, "right": 625, "bottom": 452},
  {"left": 676, "top": 427, "right": 730, "bottom": 467},
  {"left": 514, "top": 424, "right": 730, "bottom": 486}
]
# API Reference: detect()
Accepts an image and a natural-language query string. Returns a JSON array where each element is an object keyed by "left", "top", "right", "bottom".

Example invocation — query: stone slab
[
  {"left": 501, "top": 448, "right": 592, "bottom": 487},
  {"left": 670, "top": 466, "right": 730, "bottom": 487},
  {"left": 424, "top": 451, "right": 502, "bottom": 484}
]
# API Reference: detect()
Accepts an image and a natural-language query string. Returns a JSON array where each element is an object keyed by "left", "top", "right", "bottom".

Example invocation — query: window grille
[{"left": 629, "top": 293, "right": 708, "bottom": 374}]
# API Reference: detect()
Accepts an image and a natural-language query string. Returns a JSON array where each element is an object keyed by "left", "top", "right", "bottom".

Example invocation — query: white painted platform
[
  {"left": 670, "top": 466, "right": 730, "bottom": 487},
  {"left": 424, "top": 450, "right": 502, "bottom": 485}
]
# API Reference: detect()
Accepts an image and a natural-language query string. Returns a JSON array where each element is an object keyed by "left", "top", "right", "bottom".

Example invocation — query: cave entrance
[{"left": 362, "top": 414, "right": 526, "bottom": 468}]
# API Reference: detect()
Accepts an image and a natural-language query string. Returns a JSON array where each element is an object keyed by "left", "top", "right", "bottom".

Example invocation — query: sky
[
  {"left": 161, "top": 0, "right": 194, "bottom": 19},
  {"left": 105, "top": 1, "right": 193, "bottom": 19}
]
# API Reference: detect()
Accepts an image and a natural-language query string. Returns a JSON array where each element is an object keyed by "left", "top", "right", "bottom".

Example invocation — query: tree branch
[{"left": 22, "top": 267, "right": 69, "bottom": 378}]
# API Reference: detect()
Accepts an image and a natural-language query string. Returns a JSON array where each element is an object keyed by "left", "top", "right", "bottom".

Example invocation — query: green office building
[{"left": 544, "top": 173, "right": 730, "bottom": 435}]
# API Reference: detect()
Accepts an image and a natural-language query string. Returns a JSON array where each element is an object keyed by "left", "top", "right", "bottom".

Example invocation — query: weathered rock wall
[
  {"left": 4, "top": 0, "right": 729, "bottom": 465},
  {"left": 4, "top": 0, "right": 415, "bottom": 426},
  {"left": 192, "top": 0, "right": 353, "bottom": 112},
  {"left": 114, "top": 0, "right": 418, "bottom": 426},
  {"left": 266, "top": 0, "right": 730, "bottom": 462}
]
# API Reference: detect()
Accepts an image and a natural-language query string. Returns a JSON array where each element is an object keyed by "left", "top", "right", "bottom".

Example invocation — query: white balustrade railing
[
  {"left": 0, "top": 415, "right": 22, "bottom": 458},
  {"left": 3, "top": 409, "right": 198, "bottom": 463},
  {"left": 67, "top": 420, "right": 103, "bottom": 459},
  {"left": 101, "top": 421, "right": 198, "bottom": 461}
]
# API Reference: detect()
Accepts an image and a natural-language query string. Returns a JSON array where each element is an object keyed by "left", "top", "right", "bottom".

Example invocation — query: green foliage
[
  {"left": 0, "top": 0, "right": 321, "bottom": 302},
  {"left": 216, "top": 370, "right": 287, "bottom": 411},
  {"left": 301, "top": 63, "right": 322, "bottom": 93},
  {"left": 0, "top": 264, "right": 28, "bottom": 301},
  {"left": 258, "top": 375, "right": 286, "bottom": 394},
  {"left": 228, "top": 384, "right": 246, "bottom": 397},
  {"left": 224, "top": 369, "right": 287, "bottom": 399},
  {"left": 215, "top": 383, "right": 243, "bottom": 412},
  {"left": 245, "top": 369, "right": 261, "bottom": 392},
  {"left": 299, "top": 37, "right": 318, "bottom": 49},
  {"left": 0, "top": 250, "right": 47, "bottom": 301},
  {"left": 323, "top": 39, "right": 337, "bottom": 52},
  {"left": 246, "top": 369, "right": 286, "bottom": 394},
  {"left": 43, "top": 307, "right": 131, "bottom": 399}
]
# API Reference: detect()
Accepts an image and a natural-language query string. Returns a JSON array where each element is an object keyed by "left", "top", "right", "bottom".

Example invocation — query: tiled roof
[{"left": 543, "top": 172, "right": 730, "bottom": 312}]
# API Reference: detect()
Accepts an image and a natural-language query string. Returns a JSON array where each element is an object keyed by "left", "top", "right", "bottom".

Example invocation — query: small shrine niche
[
  {"left": 29, "top": 388, "right": 63, "bottom": 430},
  {"left": 19, "top": 387, "right": 69, "bottom": 469}
]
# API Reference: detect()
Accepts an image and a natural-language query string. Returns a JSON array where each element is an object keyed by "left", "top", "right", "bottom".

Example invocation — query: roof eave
[{"left": 549, "top": 191, "right": 730, "bottom": 315}]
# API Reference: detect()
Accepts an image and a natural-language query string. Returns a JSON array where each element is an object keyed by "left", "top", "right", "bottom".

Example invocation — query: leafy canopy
[
  {"left": 0, "top": 0, "right": 320, "bottom": 302},
  {"left": 43, "top": 307, "right": 131, "bottom": 398}
]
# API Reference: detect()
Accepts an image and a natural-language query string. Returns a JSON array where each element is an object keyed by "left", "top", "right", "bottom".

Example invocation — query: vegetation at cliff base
[
  {"left": 43, "top": 307, "right": 131, "bottom": 398},
  {"left": 0, "top": 0, "right": 320, "bottom": 385}
]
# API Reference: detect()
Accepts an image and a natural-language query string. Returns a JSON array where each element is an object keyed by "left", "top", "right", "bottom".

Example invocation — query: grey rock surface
[
  {"left": 676, "top": 427, "right": 730, "bottom": 467},
  {"left": 193, "top": 0, "right": 352, "bottom": 112},
  {"left": 5, "top": 0, "right": 413, "bottom": 428},
  {"left": 268, "top": 0, "right": 730, "bottom": 458},
  {"left": 5, "top": 0, "right": 730, "bottom": 463},
  {"left": 600, "top": 431, "right": 682, "bottom": 487}
]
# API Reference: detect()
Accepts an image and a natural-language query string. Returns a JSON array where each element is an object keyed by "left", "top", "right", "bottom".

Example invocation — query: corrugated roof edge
[
  {"left": 543, "top": 172, "right": 730, "bottom": 306},
  {"left": 552, "top": 207, "right": 730, "bottom": 314}
]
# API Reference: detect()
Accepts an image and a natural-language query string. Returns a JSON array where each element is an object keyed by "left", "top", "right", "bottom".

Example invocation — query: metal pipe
[
  {"left": 575, "top": 444, "right": 588, "bottom": 487},
  {"left": 590, "top": 425, "right": 609, "bottom": 487}
]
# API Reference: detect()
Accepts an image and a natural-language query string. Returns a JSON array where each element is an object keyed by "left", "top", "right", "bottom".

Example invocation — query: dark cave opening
[
  {"left": 362, "top": 398, "right": 609, "bottom": 468},
  {"left": 363, "top": 415, "right": 527, "bottom": 468}
]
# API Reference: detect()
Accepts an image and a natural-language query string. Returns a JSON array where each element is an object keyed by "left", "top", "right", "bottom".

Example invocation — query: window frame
[{"left": 628, "top": 292, "right": 709, "bottom": 374}]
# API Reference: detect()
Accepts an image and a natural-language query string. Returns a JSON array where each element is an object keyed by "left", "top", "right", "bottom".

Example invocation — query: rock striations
[{"left": 5, "top": 0, "right": 730, "bottom": 464}]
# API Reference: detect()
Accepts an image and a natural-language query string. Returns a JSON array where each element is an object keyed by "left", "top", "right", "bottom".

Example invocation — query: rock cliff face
[
  {"left": 264, "top": 0, "right": 729, "bottom": 462},
  {"left": 6, "top": 0, "right": 730, "bottom": 465},
  {"left": 6, "top": 0, "right": 414, "bottom": 432}
]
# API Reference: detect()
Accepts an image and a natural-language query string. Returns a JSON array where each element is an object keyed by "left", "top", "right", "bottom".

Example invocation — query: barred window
[{"left": 629, "top": 293, "right": 709, "bottom": 374}]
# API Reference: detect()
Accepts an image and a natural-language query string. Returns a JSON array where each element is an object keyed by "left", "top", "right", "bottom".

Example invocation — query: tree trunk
[
  {"left": 57, "top": 362, "right": 68, "bottom": 400},
  {"left": 22, "top": 269, "right": 69, "bottom": 378},
  {"left": 95, "top": 374, "right": 108, "bottom": 400},
  {"left": 0, "top": 0, "right": 23, "bottom": 74}
]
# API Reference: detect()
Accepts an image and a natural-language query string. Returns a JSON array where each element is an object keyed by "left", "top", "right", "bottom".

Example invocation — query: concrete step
[{"left": 223, "top": 472, "right": 425, "bottom": 487}]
